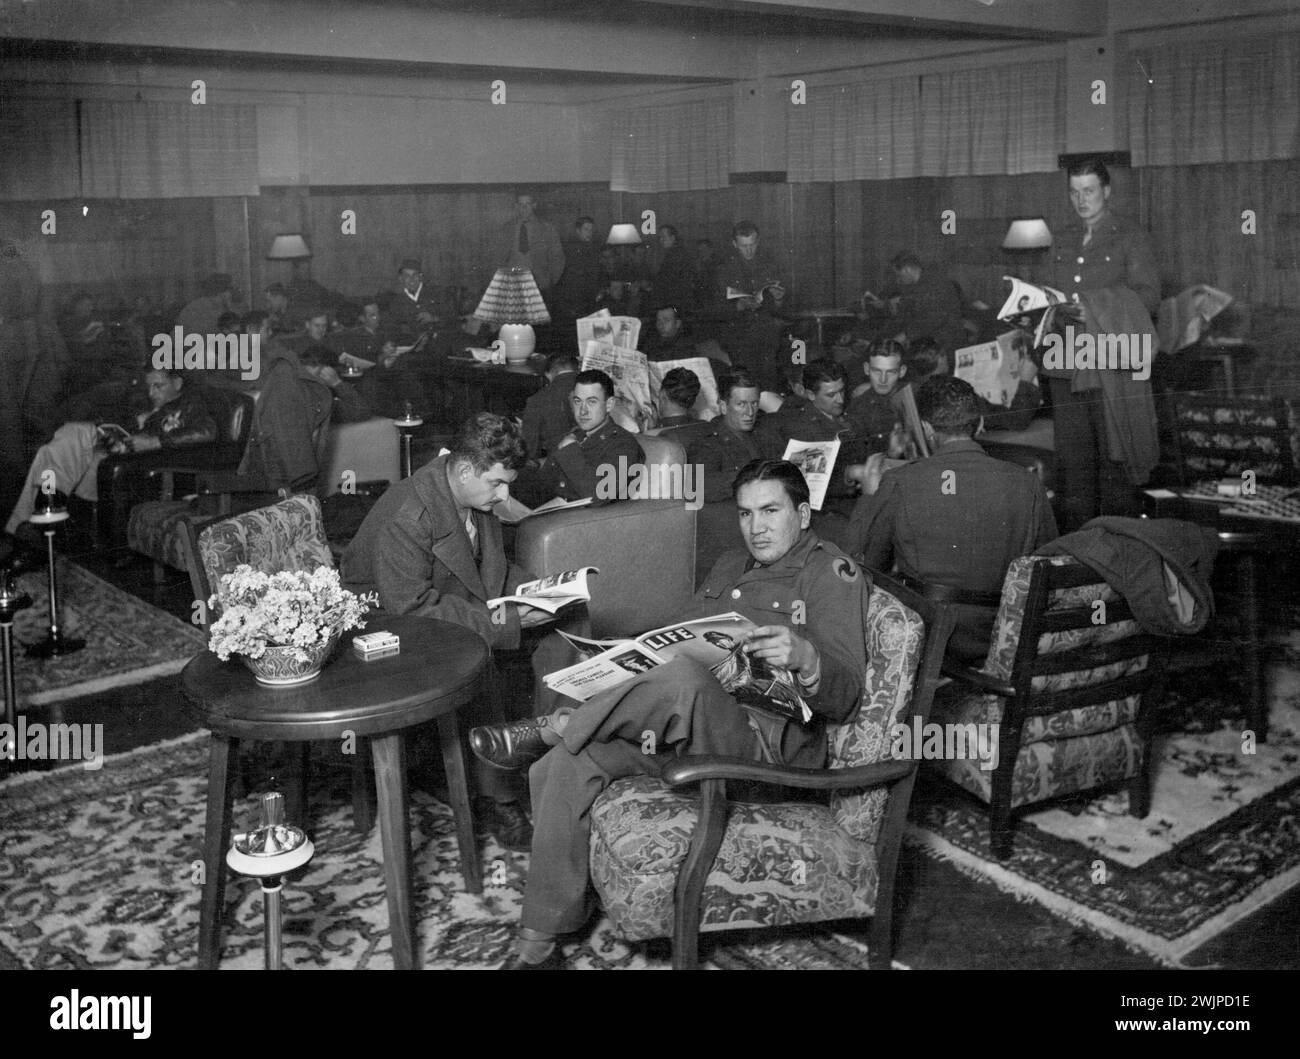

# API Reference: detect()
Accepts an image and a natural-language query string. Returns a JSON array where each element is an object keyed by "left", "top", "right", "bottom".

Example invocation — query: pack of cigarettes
[{"left": 352, "top": 631, "right": 400, "bottom": 660}]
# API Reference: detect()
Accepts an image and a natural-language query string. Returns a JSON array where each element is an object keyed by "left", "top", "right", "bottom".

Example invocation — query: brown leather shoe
[{"left": 469, "top": 718, "right": 552, "bottom": 771}]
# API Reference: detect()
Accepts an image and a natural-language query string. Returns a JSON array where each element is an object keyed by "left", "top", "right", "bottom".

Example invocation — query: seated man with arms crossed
[
  {"left": 847, "top": 375, "right": 1057, "bottom": 661},
  {"left": 5, "top": 365, "right": 216, "bottom": 538},
  {"left": 512, "top": 369, "right": 644, "bottom": 506},
  {"left": 469, "top": 458, "right": 870, "bottom": 968},
  {"left": 341, "top": 413, "right": 552, "bottom": 850}
]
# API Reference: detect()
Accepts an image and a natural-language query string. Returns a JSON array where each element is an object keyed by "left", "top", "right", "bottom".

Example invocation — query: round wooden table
[{"left": 181, "top": 614, "right": 488, "bottom": 970}]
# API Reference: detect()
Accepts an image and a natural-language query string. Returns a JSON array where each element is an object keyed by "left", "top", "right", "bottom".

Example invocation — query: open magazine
[
  {"left": 96, "top": 422, "right": 133, "bottom": 443},
  {"left": 487, "top": 566, "right": 598, "bottom": 615},
  {"left": 546, "top": 612, "right": 812, "bottom": 722},
  {"left": 781, "top": 438, "right": 840, "bottom": 510},
  {"left": 494, "top": 495, "right": 593, "bottom": 525}
]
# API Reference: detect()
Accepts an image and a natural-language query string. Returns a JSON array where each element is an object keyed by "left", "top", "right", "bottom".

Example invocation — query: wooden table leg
[
  {"left": 371, "top": 731, "right": 416, "bottom": 970},
  {"left": 199, "top": 732, "right": 237, "bottom": 970},
  {"left": 437, "top": 711, "right": 482, "bottom": 895},
  {"left": 1235, "top": 552, "right": 1267, "bottom": 743}
]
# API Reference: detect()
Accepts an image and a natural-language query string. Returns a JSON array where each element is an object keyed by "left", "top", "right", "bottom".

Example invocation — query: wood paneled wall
[{"left": 4, "top": 161, "right": 1296, "bottom": 325}]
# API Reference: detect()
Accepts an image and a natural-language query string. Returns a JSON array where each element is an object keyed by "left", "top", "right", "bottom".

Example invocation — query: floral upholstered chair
[
  {"left": 180, "top": 494, "right": 371, "bottom": 833},
  {"left": 928, "top": 555, "right": 1166, "bottom": 860},
  {"left": 586, "top": 575, "right": 954, "bottom": 970}
]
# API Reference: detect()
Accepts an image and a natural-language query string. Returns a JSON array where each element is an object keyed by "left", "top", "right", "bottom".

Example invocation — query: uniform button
[
  {"left": 1104, "top": 255, "right": 1111, "bottom": 262},
  {"left": 1074, "top": 275, "right": 1082, "bottom": 283},
  {"left": 1076, "top": 256, "right": 1084, "bottom": 264},
  {"left": 731, "top": 589, "right": 741, "bottom": 599},
  {"left": 772, "top": 601, "right": 780, "bottom": 608}
]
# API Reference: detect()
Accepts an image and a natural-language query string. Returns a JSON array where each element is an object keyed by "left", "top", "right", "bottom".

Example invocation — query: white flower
[{"left": 207, "top": 564, "right": 378, "bottom": 663}]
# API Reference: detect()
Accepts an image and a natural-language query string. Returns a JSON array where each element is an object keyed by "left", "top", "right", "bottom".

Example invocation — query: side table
[{"left": 181, "top": 614, "right": 489, "bottom": 970}]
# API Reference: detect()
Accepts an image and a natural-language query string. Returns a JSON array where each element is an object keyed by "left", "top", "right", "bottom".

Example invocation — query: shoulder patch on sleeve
[{"left": 833, "top": 557, "right": 860, "bottom": 583}]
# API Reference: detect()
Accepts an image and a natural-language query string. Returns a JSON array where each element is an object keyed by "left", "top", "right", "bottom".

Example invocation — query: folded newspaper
[
  {"left": 781, "top": 438, "right": 840, "bottom": 511},
  {"left": 726, "top": 281, "right": 782, "bottom": 301},
  {"left": 576, "top": 309, "right": 640, "bottom": 357},
  {"left": 487, "top": 566, "right": 598, "bottom": 615},
  {"left": 996, "top": 276, "right": 1067, "bottom": 321},
  {"left": 546, "top": 612, "right": 813, "bottom": 722},
  {"left": 953, "top": 331, "right": 1025, "bottom": 408}
]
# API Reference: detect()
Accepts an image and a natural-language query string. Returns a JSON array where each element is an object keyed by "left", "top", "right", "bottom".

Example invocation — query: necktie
[
  {"left": 518, "top": 222, "right": 530, "bottom": 254},
  {"left": 465, "top": 513, "right": 478, "bottom": 557}
]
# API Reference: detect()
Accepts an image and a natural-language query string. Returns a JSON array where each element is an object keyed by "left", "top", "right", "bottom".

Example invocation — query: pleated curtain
[{"left": 610, "top": 96, "right": 733, "bottom": 192}]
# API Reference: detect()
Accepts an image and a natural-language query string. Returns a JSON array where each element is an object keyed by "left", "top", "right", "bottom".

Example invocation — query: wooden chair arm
[
  {"left": 661, "top": 754, "right": 915, "bottom": 792},
  {"left": 940, "top": 658, "right": 1015, "bottom": 698}
]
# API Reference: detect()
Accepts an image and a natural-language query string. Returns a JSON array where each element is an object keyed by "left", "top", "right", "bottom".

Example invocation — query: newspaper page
[
  {"left": 543, "top": 612, "right": 756, "bottom": 702},
  {"left": 581, "top": 341, "right": 654, "bottom": 424},
  {"left": 576, "top": 309, "right": 640, "bottom": 356},
  {"left": 953, "top": 331, "right": 1024, "bottom": 408},
  {"left": 781, "top": 438, "right": 841, "bottom": 511},
  {"left": 647, "top": 356, "right": 719, "bottom": 419}
]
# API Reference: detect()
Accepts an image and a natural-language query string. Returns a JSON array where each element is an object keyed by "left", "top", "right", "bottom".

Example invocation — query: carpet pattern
[
  {"left": 9, "top": 560, "right": 205, "bottom": 707},
  {"left": 906, "top": 629, "right": 1300, "bottom": 966},
  {"left": 0, "top": 734, "right": 878, "bottom": 970}
]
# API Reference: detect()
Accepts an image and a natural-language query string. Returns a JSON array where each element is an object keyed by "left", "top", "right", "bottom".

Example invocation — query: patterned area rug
[
  {"left": 907, "top": 629, "right": 1300, "bottom": 966},
  {"left": 9, "top": 560, "right": 205, "bottom": 707},
  {"left": 0, "top": 733, "right": 878, "bottom": 970}
]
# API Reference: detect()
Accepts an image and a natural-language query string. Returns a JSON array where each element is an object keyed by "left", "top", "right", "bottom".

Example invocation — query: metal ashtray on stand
[
  {"left": 227, "top": 791, "right": 314, "bottom": 970},
  {"left": 0, "top": 565, "right": 33, "bottom": 764},
  {"left": 27, "top": 492, "right": 85, "bottom": 658},
  {"left": 394, "top": 401, "right": 424, "bottom": 480}
]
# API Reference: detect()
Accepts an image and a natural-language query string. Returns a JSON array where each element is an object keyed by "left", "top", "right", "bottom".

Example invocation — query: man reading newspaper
[{"left": 469, "top": 458, "right": 870, "bottom": 969}]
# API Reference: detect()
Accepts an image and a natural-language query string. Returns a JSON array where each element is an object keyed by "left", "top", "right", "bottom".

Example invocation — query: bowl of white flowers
[{"left": 207, "top": 565, "right": 378, "bottom": 686}]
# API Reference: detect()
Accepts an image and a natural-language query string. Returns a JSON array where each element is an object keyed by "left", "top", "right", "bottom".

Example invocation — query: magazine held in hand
[
  {"left": 487, "top": 566, "right": 598, "bottom": 616},
  {"left": 545, "top": 612, "right": 813, "bottom": 723}
]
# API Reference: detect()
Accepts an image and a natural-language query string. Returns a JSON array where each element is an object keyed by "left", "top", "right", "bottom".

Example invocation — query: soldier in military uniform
[
  {"left": 683, "top": 367, "right": 782, "bottom": 580},
  {"left": 469, "top": 458, "right": 870, "bottom": 968},
  {"left": 512, "top": 368, "right": 644, "bottom": 506},
  {"left": 758, "top": 359, "right": 870, "bottom": 550},
  {"left": 1043, "top": 158, "right": 1161, "bottom": 529}
]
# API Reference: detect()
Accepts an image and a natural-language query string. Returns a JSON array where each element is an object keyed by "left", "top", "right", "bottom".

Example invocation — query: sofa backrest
[
  {"left": 514, "top": 499, "right": 697, "bottom": 637},
  {"left": 628, "top": 433, "right": 689, "bottom": 500},
  {"left": 321, "top": 417, "right": 401, "bottom": 496}
]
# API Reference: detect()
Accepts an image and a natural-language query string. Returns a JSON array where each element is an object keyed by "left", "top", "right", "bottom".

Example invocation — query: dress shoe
[
  {"left": 498, "top": 947, "right": 565, "bottom": 970},
  {"left": 469, "top": 718, "right": 552, "bottom": 771},
  {"left": 472, "top": 796, "right": 533, "bottom": 853}
]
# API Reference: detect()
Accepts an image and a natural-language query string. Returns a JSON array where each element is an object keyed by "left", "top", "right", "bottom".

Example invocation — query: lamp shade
[
  {"left": 473, "top": 267, "right": 551, "bottom": 326},
  {"left": 1002, "top": 218, "right": 1052, "bottom": 250},
  {"left": 606, "top": 223, "right": 642, "bottom": 246},
  {"left": 267, "top": 234, "right": 312, "bottom": 260}
]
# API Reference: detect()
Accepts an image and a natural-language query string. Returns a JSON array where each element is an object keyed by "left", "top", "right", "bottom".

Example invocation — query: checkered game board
[{"left": 1181, "top": 481, "right": 1300, "bottom": 523}]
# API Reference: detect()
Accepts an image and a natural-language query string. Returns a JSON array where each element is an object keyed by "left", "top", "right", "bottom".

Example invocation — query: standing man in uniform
[
  {"left": 469, "top": 458, "right": 870, "bottom": 968},
  {"left": 715, "top": 222, "right": 789, "bottom": 394},
  {"left": 1044, "top": 158, "right": 1161, "bottom": 530}
]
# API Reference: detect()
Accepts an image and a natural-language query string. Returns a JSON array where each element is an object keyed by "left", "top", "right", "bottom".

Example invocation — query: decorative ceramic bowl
[{"left": 241, "top": 630, "right": 341, "bottom": 686}]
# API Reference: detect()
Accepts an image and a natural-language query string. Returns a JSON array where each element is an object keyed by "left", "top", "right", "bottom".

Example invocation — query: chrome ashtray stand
[
  {"left": 394, "top": 401, "right": 424, "bottom": 480},
  {"left": 227, "top": 791, "right": 314, "bottom": 970},
  {"left": 26, "top": 497, "right": 85, "bottom": 658}
]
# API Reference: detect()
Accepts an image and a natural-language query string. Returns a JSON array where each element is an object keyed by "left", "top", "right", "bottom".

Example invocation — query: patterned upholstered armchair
[
  {"left": 929, "top": 555, "right": 1166, "bottom": 860},
  {"left": 587, "top": 575, "right": 954, "bottom": 970},
  {"left": 180, "top": 494, "right": 371, "bottom": 832}
]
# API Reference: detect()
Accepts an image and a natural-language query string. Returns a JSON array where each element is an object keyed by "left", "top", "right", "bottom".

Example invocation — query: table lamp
[
  {"left": 1002, "top": 218, "right": 1052, "bottom": 281},
  {"left": 267, "top": 233, "right": 312, "bottom": 285},
  {"left": 472, "top": 267, "right": 550, "bottom": 362}
]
